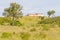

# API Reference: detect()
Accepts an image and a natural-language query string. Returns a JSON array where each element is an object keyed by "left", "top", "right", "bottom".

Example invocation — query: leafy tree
[
  {"left": 3, "top": 3, "right": 23, "bottom": 25},
  {"left": 47, "top": 10, "right": 55, "bottom": 17}
]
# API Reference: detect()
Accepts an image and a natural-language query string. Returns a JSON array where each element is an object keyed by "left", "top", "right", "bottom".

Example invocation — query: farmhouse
[{"left": 26, "top": 13, "right": 44, "bottom": 16}]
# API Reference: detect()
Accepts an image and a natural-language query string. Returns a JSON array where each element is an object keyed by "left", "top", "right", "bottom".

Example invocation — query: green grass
[{"left": 1, "top": 32, "right": 12, "bottom": 38}]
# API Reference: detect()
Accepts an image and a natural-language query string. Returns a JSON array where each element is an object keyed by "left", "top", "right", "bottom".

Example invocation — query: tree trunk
[{"left": 12, "top": 14, "right": 15, "bottom": 26}]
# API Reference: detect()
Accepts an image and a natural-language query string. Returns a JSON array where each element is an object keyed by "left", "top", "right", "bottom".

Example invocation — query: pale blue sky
[{"left": 0, "top": 0, "right": 60, "bottom": 16}]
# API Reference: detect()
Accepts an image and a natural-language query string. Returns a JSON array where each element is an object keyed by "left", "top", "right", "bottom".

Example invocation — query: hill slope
[{"left": 0, "top": 16, "right": 60, "bottom": 40}]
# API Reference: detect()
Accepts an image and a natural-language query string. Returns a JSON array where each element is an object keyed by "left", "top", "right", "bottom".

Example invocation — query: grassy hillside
[{"left": 0, "top": 16, "right": 60, "bottom": 40}]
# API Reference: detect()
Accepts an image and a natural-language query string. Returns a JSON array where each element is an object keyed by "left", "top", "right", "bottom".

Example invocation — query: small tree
[
  {"left": 3, "top": 3, "right": 23, "bottom": 25},
  {"left": 47, "top": 10, "right": 55, "bottom": 17}
]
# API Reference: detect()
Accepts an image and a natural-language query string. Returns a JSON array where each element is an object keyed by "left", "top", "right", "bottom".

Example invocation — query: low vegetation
[
  {"left": 1, "top": 32, "right": 12, "bottom": 38},
  {"left": 0, "top": 16, "right": 59, "bottom": 40}
]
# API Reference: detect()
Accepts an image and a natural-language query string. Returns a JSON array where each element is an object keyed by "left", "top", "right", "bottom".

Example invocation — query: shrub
[
  {"left": 38, "top": 16, "right": 60, "bottom": 24},
  {"left": 41, "top": 16, "right": 44, "bottom": 20},
  {"left": 10, "top": 20, "right": 22, "bottom": 26},
  {"left": 0, "top": 17, "right": 11, "bottom": 25},
  {"left": 1, "top": 32, "right": 12, "bottom": 38},
  {"left": 39, "top": 19, "right": 54, "bottom": 24}
]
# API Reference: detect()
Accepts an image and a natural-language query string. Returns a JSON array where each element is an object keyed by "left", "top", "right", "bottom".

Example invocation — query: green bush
[
  {"left": 10, "top": 20, "right": 22, "bottom": 26},
  {"left": 39, "top": 19, "right": 54, "bottom": 24},
  {"left": 38, "top": 16, "right": 60, "bottom": 24},
  {"left": 41, "top": 16, "right": 44, "bottom": 20},
  {"left": 0, "top": 17, "right": 11, "bottom": 25},
  {"left": 1, "top": 32, "right": 12, "bottom": 38}
]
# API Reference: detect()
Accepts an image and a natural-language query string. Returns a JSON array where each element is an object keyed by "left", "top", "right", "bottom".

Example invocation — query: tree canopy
[
  {"left": 3, "top": 3, "right": 23, "bottom": 25},
  {"left": 47, "top": 10, "right": 55, "bottom": 17}
]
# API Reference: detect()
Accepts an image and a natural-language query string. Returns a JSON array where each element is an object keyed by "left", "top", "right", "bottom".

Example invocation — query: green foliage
[
  {"left": 0, "top": 18, "right": 4, "bottom": 25},
  {"left": 39, "top": 16, "right": 60, "bottom": 24},
  {"left": 0, "top": 17, "right": 11, "bottom": 25},
  {"left": 39, "top": 18, "right": 54, "bottom": 24},
  {"left": 0, "top": 17, "right": 23, "bottom": 26},
  {"left": 20, "top": 32, "right": 30, "bottom": 40},
  {"left": 1, "top": 32, "right": 12, "bottom": 38},
  {"left": 10, "top": 20, "right": 22, "bottom": 26},
  {"left": 3, "top": 3, "right": 23, "bottom": 17},
  {"left": 41, "top": 16, "right": 44, "bottom": 20},
  {"left": 47, "top": 10, "right": 55, "bottom": 17},
  {"left": 3, "top": 3, "right": 23, "bottom": 26}
]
